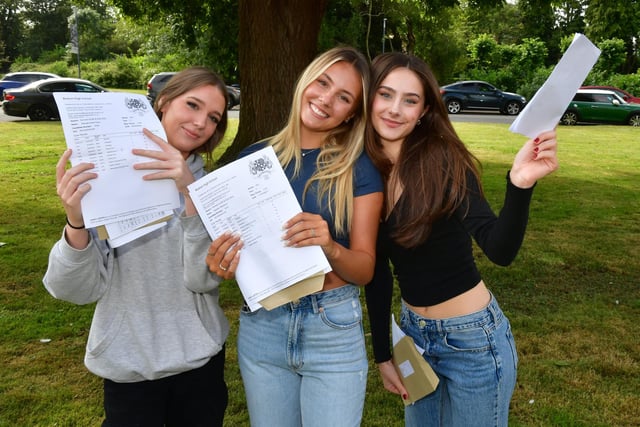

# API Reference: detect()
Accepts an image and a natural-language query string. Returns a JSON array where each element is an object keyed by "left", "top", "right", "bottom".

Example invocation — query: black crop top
[{"left": 365, "top": 172, "right": 535, "bottom": 362}]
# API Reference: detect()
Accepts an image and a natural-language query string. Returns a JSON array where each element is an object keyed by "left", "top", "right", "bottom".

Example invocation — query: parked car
[
  {"left": 146, "top": 72, "right": 241, "bottom": 109},
  {"left": 439, "top": 80, "right": 526, "bottom": 115},
  {"left": 0, "top": 72, "right": 60, "bottom": 96},
  {"left": 580, "top": 85, "right": 640, "bottom": 104},
  {"left": 560, "top": 89, "right": 640, "bottom": 127},
  {"left": 2, "top": 77, "right": 108, "bottom": 121}
]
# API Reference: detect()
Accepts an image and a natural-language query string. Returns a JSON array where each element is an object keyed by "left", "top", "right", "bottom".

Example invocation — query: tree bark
[{"left": 219, "top": 0, "right": 329, "bottom": 165}]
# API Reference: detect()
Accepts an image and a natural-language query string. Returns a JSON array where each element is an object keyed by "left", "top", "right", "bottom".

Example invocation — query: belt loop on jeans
[
  {"left": 486, "top": 293, "right": 500, "bottom": 325},
  {"left": 311, "top": 294, "right": 320, "bottom": 314}
]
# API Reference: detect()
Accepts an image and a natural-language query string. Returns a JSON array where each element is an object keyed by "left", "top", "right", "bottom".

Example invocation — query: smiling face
[
  {"left": 299, "top": 61, "right": 362, "bottom": 138},
  {"left": 159, "top": 84, "right": 226, "bottom": 158},
  {"left": 371, "top": 67, "right": 427, "bottom": 149}
]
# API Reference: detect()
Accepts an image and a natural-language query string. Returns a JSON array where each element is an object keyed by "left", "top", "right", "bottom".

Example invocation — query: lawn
[{"left": 0, "top": 119, "right": 638, "bottom": 426}]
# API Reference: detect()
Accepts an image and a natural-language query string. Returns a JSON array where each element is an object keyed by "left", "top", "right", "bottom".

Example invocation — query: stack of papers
[
  {"left": 187, "top": 146, "right": 332, "bottom": 311},
  {"left": 55, "top": 92, "right": 180, "bottom": 247}
]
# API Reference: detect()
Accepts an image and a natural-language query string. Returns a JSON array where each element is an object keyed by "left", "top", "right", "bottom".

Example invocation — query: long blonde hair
[{"left": 268, "top": 46, "right": 370, "bottom": 236}]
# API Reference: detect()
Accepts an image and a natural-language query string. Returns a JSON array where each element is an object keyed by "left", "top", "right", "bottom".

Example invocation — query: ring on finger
[
  {"left": 219, "top": 262, "right": 229, "bottom": 271},
  {"left": 311, "top": 228, "right": 316, "bottom": 238}
]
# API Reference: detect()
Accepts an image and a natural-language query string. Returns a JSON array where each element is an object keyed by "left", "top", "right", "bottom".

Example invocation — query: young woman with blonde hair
[{"left": 207, "top": 46, "right": 383, "bottom": 427}]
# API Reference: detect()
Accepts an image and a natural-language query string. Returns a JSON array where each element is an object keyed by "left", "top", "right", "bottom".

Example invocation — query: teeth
[{"left": 310, "top": 103, "right": 328, "bottom": 118}]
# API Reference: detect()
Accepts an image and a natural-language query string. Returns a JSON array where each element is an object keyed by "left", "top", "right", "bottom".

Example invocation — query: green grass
[{"left": 0, "top": 120, "right": 638, "bottom": 426}]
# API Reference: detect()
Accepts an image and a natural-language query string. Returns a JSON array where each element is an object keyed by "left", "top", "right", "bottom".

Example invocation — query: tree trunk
[{"left": 219, "top": 0, "right": 329, "bottom": 165}]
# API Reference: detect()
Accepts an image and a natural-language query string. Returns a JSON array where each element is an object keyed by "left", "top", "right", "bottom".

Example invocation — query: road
[{"left": 1, "top": 108, "right": 512, "bottom": 124}]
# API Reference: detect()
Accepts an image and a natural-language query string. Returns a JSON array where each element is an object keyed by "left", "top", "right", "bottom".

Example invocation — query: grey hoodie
[{"left": 43, "top": 154, "right": 229, "bottom": 383}]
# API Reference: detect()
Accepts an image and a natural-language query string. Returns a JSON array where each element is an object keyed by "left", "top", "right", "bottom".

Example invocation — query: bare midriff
[{"left": 404, "top": 281, "right": 491, "bottom": 319}]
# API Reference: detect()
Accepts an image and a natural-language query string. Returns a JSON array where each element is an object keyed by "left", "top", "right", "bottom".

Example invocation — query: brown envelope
[
  {"left": 257, "top": 272, "right": 325, "bottom": 310},
  {"left": 393, "top": 335, "right": 440, "bottom": 406}
]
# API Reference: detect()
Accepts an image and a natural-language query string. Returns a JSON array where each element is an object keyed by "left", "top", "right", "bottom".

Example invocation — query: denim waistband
[
  {"left": 401, "top": 293, "right": 504, "bottom": 333},
  {"left": 284, "top": 284, "right": 359, "bottom": 314}
]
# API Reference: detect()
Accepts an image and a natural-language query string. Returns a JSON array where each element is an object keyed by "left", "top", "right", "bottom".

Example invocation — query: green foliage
[
  {"left": 608, "top": 72, "right": 640, "bottom": 97},
  {"left": 46, "top": 60, "right": 72, "bottom": 77},
  {"left": 17, "top": 0, "right": 73, "bottom": 61},
  {"left": 594, "top": 38, "right": 627, "bottom": 75},
  {"left": 83, "top": 55, "right": 144, "bottom": 88},
  {"left": 37, "top": 46, "right": 68, "bottom": 64},
  {"left": 515, "top": 38, "right": 548, "bottom": 71},
  {"left": 516, "top": 65, "right": 553, "bottom": 99},
  {"left": 69, "top": 7, "right": 116, "bottom": 61},
  {"left": 467, "top": 34, "right": 499, "bottom": 70},
  {"left": 319, "top": 0, "right": 367, "bottom": 53}
]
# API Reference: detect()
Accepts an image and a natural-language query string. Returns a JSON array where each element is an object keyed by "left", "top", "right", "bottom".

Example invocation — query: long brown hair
[
  {"left": 365, "top": 52, "right": 482, "bottom": 248},
  {"left": 154, "top": 67, "right": 229, "bottom": 169}
]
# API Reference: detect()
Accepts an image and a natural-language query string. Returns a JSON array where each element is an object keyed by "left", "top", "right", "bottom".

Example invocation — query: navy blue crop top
[
  {"left": 365, "top": 172, "right": 535, "bottom": 362},
  {"left": 239, "top": 142, "right": 382, "bottom": 248}
]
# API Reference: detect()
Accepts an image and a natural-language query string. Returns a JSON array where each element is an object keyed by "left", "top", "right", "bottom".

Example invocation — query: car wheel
[
  {"left": 560, "top": 111, "right": 578, "bottom": 126},
  {"left": 505, "top": 101, "right": 522, "bottom": 115},
  {"left": 628, "top": 113, "right": 640, "bottom": 127},
  {"left": 446, "top": 99, "right": 462, "bottom": 114},
  {"left": 28, "top": 105, "right": 52, "bottom": 121}
]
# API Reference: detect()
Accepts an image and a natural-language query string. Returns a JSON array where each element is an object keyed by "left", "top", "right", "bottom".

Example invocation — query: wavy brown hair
[
  {"left": 365, "top": 52, "right": 482, "bottom": 248},
  {"left": 154, "top": 67, "right": 229, "bottom": 169}
]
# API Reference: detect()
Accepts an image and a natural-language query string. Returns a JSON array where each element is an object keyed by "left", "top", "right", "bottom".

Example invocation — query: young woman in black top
[{"left": 364, "top": 52, "right": 558, "bottom": 427}]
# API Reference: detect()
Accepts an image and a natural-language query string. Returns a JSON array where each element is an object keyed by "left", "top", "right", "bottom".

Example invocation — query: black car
[
  {"left": 2, "top": 78, "right": 108, "bottom": 121},
  {"left": 146, "top": 72, "right": 241, "bottom": 110},
  {"left": 439, "top": 80, "right": 526, "bottom": 115}
]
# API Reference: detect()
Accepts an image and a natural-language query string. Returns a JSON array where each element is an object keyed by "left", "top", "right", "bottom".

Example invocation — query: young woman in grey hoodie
[{"left": 44, "top": 67, "right": 231, "bottom": 426}]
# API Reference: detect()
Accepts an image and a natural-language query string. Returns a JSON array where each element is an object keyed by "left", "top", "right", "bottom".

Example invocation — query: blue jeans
[
  {"left": 401, "top": 295, "right": 518, "bottom": 427},
  {"left": 237, "top": 285, "right": 367, "bottom": 427}
]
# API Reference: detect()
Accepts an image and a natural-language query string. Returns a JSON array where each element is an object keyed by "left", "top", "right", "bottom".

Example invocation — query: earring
[{"left": 417, "top": 119, "right": 421, "bottom": 125}]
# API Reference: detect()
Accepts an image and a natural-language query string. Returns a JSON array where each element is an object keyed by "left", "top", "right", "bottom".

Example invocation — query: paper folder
[
  {"left": 391, "top": 315, "right": 439, "bottom": 405},
  {"left": 392, "top": 335, "right": 440, "bottom": 405},
  {"left": 258, "top": 272, "right": 325, "bottom": 310}
]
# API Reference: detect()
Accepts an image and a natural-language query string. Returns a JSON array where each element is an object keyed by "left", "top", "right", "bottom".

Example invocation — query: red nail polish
[
  {"left": 402, "top": 393, "right": 408, "bottom": 400},
  {"left": 533, "top": 147, "right": 539, "bottom": 153},
  {"left": 534, "top": 137, "right": 540, "bottom": 143}
]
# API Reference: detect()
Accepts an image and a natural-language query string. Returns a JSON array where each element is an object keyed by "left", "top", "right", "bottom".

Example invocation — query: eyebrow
[{"left": 379, "top": 84, "right": 422, "bottom": 99}]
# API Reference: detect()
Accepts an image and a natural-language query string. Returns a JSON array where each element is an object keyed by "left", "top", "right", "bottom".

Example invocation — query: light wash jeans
[
  {"left": 401, "top": 294, "right": 518, "bottom": 427},
  {"left": 237, "top": 285, "right": 367, "bottom": 427}
]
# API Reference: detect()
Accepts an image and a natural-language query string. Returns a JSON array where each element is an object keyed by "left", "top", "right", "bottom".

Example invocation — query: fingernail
[
  {"left": 402, "top": 394, "right": 408, "bottom": 400},
  {"left": 533, "top": 147, "right": 539, "bottom": 153},
  {"left": 534, "top": 137, "right": 540, "bottom": 144}
]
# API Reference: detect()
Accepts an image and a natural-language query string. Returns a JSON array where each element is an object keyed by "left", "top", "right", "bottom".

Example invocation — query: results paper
[
  {"left": 510, "top": 33, "right": 601, "bottom": 138},
  {"left": 188, "top": 146, "right": 331, "bottom": 311},
  {"left": 54, "top": 92, "right": 180, "bottom": 228}
]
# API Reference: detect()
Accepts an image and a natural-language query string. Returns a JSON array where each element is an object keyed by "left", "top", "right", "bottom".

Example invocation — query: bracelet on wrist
[{"left": 66, "top": 216, "right": 85, "bottom": 230}]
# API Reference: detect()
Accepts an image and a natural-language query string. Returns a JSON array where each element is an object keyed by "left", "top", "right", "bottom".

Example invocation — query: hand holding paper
[
  {"left": 54, "top": 92, "right": 180, "bottom": 228},
  {"left": 188, "top": 146, "right": 332, "bottom": 311}
]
